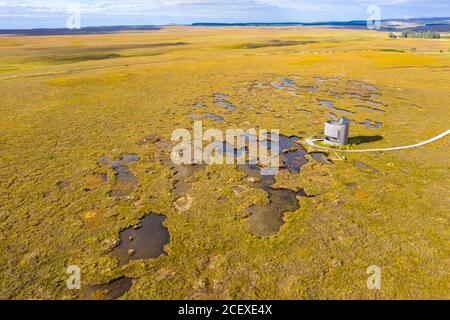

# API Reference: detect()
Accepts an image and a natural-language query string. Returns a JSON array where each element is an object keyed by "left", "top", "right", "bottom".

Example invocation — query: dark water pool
[
  {"left": 82, "top": 277, "right": 133, "bottom": 300},
  {"left": 112, "top": 214, "right": 170, "bottom": 265}
]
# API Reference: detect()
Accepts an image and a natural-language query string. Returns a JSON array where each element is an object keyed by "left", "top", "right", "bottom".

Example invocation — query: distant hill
[
  {"left": 193, "top": 17, "right": 450, "bottom": 32},
  {"left": 1, "top": 17, "right": 449, "bottom": 36},
  {"left": 192, "top": 21, "right": 367, "bottom": 27},
  {"left": 0, "top": 25, "right": 161, "bottom": 36}
]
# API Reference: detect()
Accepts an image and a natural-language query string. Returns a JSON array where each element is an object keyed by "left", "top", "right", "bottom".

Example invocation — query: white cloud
[
  {"left": 0, "top": 0, "right": 424, "bottom": 15},
  {"left": 0, "top": 0, "right": 448, "bottom": 24}
]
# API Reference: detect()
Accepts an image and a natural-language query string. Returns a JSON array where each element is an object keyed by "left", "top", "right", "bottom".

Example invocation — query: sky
[{"left": 0, "top": 0, "right": 449, "bottom": 29}]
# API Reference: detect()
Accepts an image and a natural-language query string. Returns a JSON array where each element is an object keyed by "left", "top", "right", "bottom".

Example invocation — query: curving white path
[{"left": 304, "top": 129, "right": 450, "bottom": 153}]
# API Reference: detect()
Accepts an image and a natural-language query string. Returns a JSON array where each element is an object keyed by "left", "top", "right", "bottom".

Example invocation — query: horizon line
[{"left": 1, "top": 16, "right": 449, "bottom": 31}]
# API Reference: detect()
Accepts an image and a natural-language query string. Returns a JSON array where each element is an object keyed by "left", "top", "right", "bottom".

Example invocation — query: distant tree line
[{"left": 400, "top": 31, "right": 441, "bottom": 39}]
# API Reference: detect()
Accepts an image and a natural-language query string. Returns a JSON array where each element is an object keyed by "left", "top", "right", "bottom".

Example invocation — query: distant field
[{"left": 0, "top": 26, "right": 449, "bottom": 300}]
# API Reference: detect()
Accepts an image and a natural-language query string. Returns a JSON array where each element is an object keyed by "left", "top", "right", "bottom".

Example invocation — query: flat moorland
[{"left": 0, "top": 26, "right": 449, "bottom": 299}]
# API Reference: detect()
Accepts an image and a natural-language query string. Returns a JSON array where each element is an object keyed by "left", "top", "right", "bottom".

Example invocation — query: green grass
[{"left": 0, "top": 27, "right": 449, "bottom": 300}]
